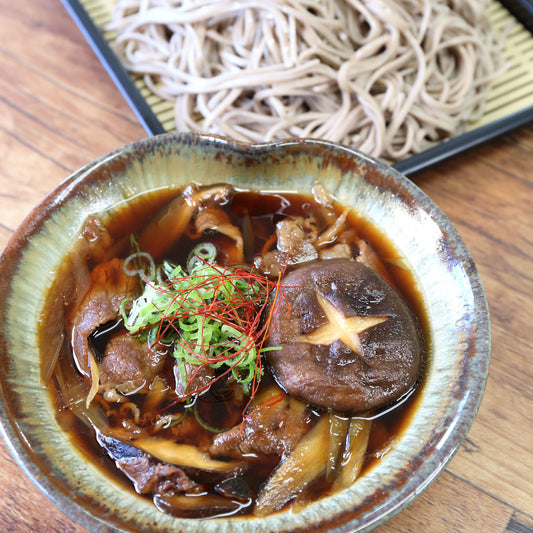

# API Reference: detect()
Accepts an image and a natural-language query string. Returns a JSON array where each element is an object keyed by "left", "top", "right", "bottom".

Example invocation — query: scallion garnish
[{"left": 121, "top": 245, "right": 282, "bottom": 399}]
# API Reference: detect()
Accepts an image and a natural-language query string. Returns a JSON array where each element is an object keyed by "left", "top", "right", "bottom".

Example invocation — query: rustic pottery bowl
[{"left": 0, "top": 133, "right": 490, "bottom": 532}]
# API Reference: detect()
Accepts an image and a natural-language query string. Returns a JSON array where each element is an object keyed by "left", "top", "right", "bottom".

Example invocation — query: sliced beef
[
  {"left": 174, "top": 361, "right": 215, "bottom": 398},
  {"left": 318, "top": 243, "right": 352, "bottom": 260},
  {"left": 253, "top": 216, "right": 319, "bottom": 276},
  {"left": 355, "top": 238, "right": 396, "bottom": 288},
  {"left": 118, "top": 456, "right": 193, "bottom": 495},
  {"left": 80, "top": 215, "right": 117, "bottom": 264},
  {"left": 97, "top": 432, "right": 195, "bottom": 495},
  {"left": 70, "top": 258, "right": 139, "bottom": 376},
  {"left": 70, "top": 257, "right": 167, "bottom": 394},
  {"left": 276, "top": 216, "right": 319, "bottom": 258},
  {"left": 265, "top": 258, "right": 423, "bottom": 414},
  {"left": 136, "top": 183, "right": 235, "bottom": 261},
  {"left": 209, "top": 387, "right": 311, "bottom": 460},
  {"left": 100, "top": 332, "right": 167, "bottom": 395}
]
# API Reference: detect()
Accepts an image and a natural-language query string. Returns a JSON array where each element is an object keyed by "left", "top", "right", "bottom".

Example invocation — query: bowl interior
[{"left": 0, "top": 133, "right": 490, "bottom": 532}]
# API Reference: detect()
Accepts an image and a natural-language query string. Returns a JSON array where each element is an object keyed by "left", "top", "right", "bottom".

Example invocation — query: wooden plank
[
  {"left": 0, "top": 446, "right": 84, "bottom": 532},
  {"left": 0, "top": 1, "right": 132, "bottom": 118},
  {"left": 447, "top": 357, "right": 533, "bottom": 512},
  {"left": 377, "top": 470, "right": 512, "bottom": 532},
  {"left": 0, "top": 49, "right": 141, "bottom": 172}
]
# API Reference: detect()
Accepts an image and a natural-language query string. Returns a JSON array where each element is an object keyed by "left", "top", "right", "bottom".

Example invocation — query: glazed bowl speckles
[{"left": 0, "top": 133, "right": 490, "bottom": 532}]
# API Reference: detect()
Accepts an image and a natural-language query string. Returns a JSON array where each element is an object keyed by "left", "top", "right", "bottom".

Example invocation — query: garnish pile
[{"left": 121, "top": 243, "right": 281, "bottom": 400}]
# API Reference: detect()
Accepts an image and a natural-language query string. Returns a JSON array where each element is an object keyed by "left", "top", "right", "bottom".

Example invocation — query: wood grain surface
[{"left": 0, "top": 0, "right": 532, "bottom": 531}]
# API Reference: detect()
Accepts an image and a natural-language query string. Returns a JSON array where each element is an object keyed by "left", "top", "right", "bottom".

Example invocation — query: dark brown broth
[{"left": 44, "top": 185, "right": 427, "bottom": 518}]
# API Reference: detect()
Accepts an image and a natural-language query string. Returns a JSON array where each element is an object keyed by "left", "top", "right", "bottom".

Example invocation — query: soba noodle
[{"left": 106, "top": 0, "right": 505, "bottom": 161}]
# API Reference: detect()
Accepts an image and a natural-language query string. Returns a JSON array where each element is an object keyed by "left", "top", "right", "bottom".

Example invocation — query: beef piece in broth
[
  {"left": 210, "top": 385, "right": 312, "bottom": 461},
  {"left": 70, "top": 258, "right": 139, "bottom": 376},
  {"left": 70, "top": 258, "right": 166, "bottom": 395},
  {"left": 97, "top": 432, "right": 196, "bottom": 495},
  {"left": 174, "top": 360, "right": 215, "bottom": 398},
  {"left": 100, "top": 331, "right": 167, "bottom": 395}
]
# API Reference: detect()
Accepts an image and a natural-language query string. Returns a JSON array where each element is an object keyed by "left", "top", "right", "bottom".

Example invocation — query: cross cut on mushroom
[{"left": 298, "top": 292, "right": 388, "bottom": 357}]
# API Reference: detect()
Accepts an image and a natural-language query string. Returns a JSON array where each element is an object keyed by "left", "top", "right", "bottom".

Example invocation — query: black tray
[{"left": 61, "top": 0, "right": 533, "bottom": 176}]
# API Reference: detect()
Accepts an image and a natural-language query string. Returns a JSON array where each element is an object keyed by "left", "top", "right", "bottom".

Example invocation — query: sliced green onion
[
  {"left": 187, "top": 242, "right": 217, "bottom": 272},
  {"left": 123, "top": 251, "right": 156, "bottom": 282},
  {"left": 121, "top": 248, "right": 277, "bottom": 398}
]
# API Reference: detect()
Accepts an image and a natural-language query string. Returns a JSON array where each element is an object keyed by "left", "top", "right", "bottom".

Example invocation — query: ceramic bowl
[{"left": 0, "top": 133, "right": 490, "bottom": 532}]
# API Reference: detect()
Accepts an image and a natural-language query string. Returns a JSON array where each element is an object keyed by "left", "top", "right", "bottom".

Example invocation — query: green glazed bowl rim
[{"left": 0, "top": 132, "right": 491, "bottom": 532}]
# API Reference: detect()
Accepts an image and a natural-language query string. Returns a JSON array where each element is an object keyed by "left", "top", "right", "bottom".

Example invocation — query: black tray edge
[
  {"left": 393, "top": 105, "right": 533, "bottom": 175},
  {"left": 61, "top": 0, "right": 533, "bottom": 177},
  {"left": 61, "top": 0, "right": 166, "bottom": 135},
  {"left": 499, "top": 0, "right": 533, "bottom": 33}
]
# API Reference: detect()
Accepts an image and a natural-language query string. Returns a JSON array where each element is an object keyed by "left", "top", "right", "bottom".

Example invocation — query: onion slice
[
  {"left": 332, "top": 418, "right": 371, "bottom": 491},
  {"left": 254, "top": 415, "right": 330, "bottom": 516}
]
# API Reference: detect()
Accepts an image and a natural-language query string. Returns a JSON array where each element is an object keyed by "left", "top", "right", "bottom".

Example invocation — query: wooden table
[{"left": 1, "top": 1, "right": 532, "bottom": 531}]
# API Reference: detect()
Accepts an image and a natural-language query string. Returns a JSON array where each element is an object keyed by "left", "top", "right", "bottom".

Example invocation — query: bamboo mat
[{"left": 73, "top": 0, "right": 533, "bottom": 146}]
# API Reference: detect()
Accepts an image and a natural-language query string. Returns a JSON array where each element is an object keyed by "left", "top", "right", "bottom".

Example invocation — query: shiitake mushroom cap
[{"left": 265, "top": 258, "right": 423, "bottom": 414}]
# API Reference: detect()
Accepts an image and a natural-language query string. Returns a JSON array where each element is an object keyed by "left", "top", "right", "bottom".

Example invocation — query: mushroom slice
[
  {"left": 133, "top": 436, "right": 244, "bottom": 474},
  {"left": 154, "top": 492, "right": 248, "bottom": 519},
  {"left": 191, "top": 206, "right": 244, "bottom": 264},
  {"left": 332, "top": 419, "right": 372, "bottom": 490},
  {"left": 326, "top": 414, "right": 350, "bottom": 481},
  {"left": 137, "top": 183, "right": 234, "bottom": 261}
]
